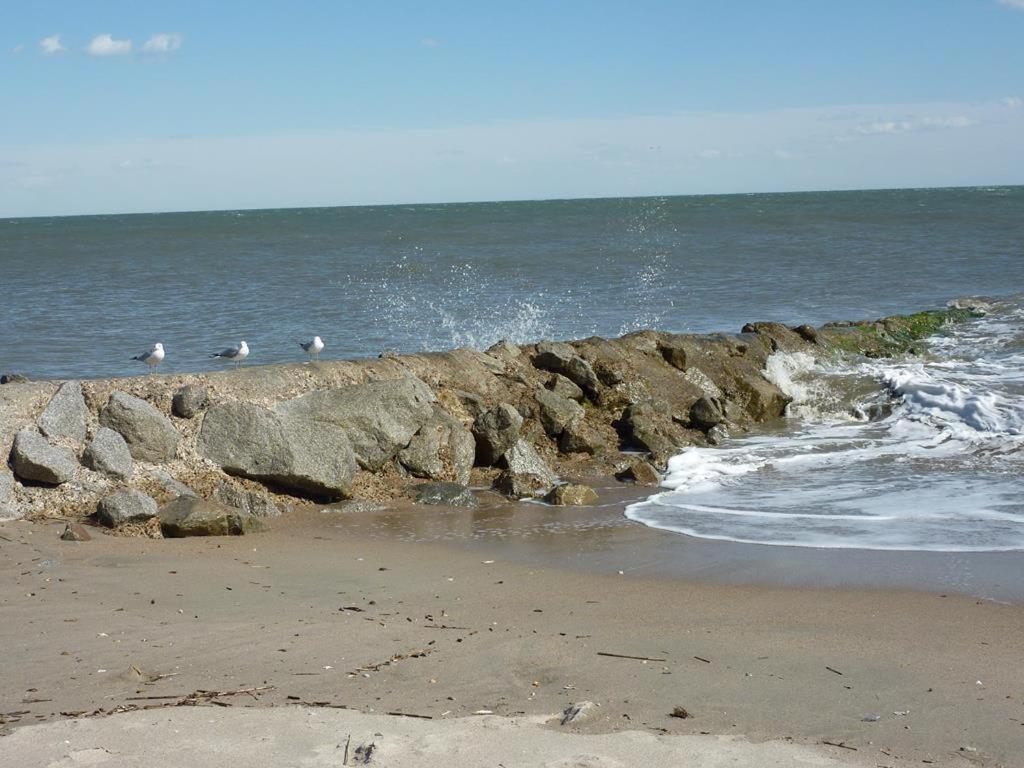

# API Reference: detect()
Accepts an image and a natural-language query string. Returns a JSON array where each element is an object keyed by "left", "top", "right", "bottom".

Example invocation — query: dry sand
[{"left": 1, "top": 501, "right": 1022, "bottom": 766}]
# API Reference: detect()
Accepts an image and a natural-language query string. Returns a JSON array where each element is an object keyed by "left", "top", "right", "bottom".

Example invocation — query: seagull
[
  {"left": 131, "top": 342, "right": 165, "bottom": 374},
  {"left": 299, "top": 335, "right": 324, "bottom": 362},
  {"left": 210, "top": 340, "right": 249, "bottom": 367}
]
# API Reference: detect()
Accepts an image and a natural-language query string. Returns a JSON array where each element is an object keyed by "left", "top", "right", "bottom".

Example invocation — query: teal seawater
[{"left": 2, "top": 186, "right": 1022, "bottom": 380}]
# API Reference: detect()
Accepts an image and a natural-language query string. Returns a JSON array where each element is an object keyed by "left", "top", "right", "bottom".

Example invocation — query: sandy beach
[{"left": 2, "top": 495, "right": 1022, "bottom": 767}]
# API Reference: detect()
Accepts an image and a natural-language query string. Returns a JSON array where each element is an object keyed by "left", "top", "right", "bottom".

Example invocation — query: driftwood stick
[{"left": 597, "top": 652, "right": 667, "bottom": 662}]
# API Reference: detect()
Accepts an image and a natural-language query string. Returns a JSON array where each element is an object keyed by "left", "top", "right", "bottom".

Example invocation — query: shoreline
[{"left": 2, "top": 510, "right": 1022, "bottom": 765}]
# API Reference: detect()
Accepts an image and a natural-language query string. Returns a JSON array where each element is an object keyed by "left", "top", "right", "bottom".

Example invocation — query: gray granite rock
[
  {"left": 96, "top": 489, "right": 159, "bottom": 528},
  {"left": 546, "top": 374, "right": 584, "bottom": 402},
  {"left": 9, "top": 430, "right": 76, "bottom": 485},
  {"left": 38, "top": 381, "right": 88, "bottom": 442},
  {"left": 558, "top": 418, "right": 605, "bottom": 455},
  {"left": 198, "top": 401, "right": 356, "bottom": 500},
  {"left": 689, "top": 395, "right": 725, "bottom": 430},
  {"left": 494, "top": 439, "right": 557, "bottom": 498},
  {"left": 81, "top": 427, "right": 133, "bottom": 480},
  {"left": 99, "top": 392, "right": 179, "bottom": 463},
  {"left": 171, "top": 385, "right": 209, "bottom": 419},
  {"left": 276, "top": 378, "right": 435, "bottom": 471},
  {"left": 0, "top": 470, "right": 19, "bottom": 521},
  {"left": 532, "top": 341, "right": 600, "bottom": 398},
  {"left": 213, "top": 482, "right": 281, "bottom": 518},
  {"left": 472, "top": 403, "right": 523, "bottom": 466},
  {"left": 398, "top": 407, "right": 475, "bottom": 485},
  {"left": 534, "top": 388, "right": 584, "bottom": 437}
]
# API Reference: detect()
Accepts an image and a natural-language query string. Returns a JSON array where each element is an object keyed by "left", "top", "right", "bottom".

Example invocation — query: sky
[{"left": 1, "top": 1, "right": 1023, "bottom": 217}]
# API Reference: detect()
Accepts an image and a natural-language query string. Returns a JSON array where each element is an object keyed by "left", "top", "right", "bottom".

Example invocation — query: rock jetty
[{"left": 0, "top": 307, "right": 977, "bottom": 536}]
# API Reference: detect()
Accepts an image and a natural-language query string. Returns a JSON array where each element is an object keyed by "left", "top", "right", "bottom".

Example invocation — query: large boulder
[
  {"left": 276, "top": 378, "right": 435, "bottom": 471},
  {"left": 398, "top": 407, "right": 475, "bottom": 485},
  {"left": 534, "top": 389, "right": 584, "bottom": 438},
  {"left": 159, "top": 496, "right": 264, "bottom": 537},
  {"left": 532, "top": 341, "right": 601, "bottom": 399},
  {"left": 81, "top": 427, "right": 133, "bottom": 480},
  {"left": 472, "top": 403, "right": 523, "bottom": 466},
  {"left": 171, "top": 385, "right": 208, "bottom": 419},
  {"left": 96, "top": 489, "right": 159, "bottom": 528},
  {"left": 413, "top": 481, "right": 477, "bottom": 508},
  {"left": 729, "top": 376, "right": 791, "bottom": 421},
  {"left": 485, "top": 340, "right": 521, "bottom": 363},
  {"left": 9, "top": 430, "right": 76, "bottom": 485},
  {"left": 99, "top": 392, "right": 179, "bottom": 463},
  {"left": 38, "top": 381, "right": 88, "bottom": 442},
  {"left": 198, "top": 401, "right": 357, "bottom": 500}
]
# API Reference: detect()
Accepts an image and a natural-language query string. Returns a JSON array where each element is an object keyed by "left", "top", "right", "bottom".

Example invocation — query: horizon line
[{"left": 3, "top": 181, "right": 1022, "bottom": 222}]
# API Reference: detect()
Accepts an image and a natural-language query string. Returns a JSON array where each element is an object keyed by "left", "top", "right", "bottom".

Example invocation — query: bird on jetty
[
  {"left": 131, "top": 342, "right": 165, "bottom": 374},
  {"left": 299, "top": 335, "right": 324, "bottom": 362},
  {"left": 210, "top": 340, "right": 249, "bottom": 367}
]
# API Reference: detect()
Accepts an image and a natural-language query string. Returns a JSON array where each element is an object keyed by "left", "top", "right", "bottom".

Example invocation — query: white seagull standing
[
  {"left": 299, "top": 335, "right": 324, "bottom": 362},
  {"left": 210, "top": 340, "right": 249, "bottom": 367},
  {"left": 131, "top": 342, "right": 165, "bottom": 374}
]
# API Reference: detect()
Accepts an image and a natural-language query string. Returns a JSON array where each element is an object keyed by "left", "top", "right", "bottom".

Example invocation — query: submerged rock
[
  {"left": 100, "top": 392, "right": 179, "bottom": 463},
  {"left": 546, "top": 484, "right": 599, "bottom": 506},
  {"left": 96, "top": 489, "right": 159, "bottom": 528},
  {"left": 159, "top": 496, "right": 264, "bottom": 537},
  {"left": 10, "top": 430, "right": 76, "bottom": 485},
  {"left": 81, "top": 427, "right": 133, "bottom": 480},
  {"left": 38, "top": 381, "right": 88, "bottom": 443},
  {"left": 472, "top": 403, "right": 523, "bottom": 466},
  {"left": 198, "top": 401, "right": 356, "bottom": 500},
  {"left": 171, "top": 385, "right": 208, "bottom": 419},
  {"left": 1, "top": 373, "right": 28, "bottom": 384},
  {"left": 413, "top": 481, "right": 477, "bottom": 507}
]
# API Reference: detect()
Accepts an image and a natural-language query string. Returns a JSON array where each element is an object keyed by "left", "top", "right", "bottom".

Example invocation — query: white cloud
[
  {"left": 142, "top": 33, "right": 182, "bottom": 53},
  {"left": 40, "top": 35, "right": 65, "bottom": 55},
  {"left": 420, "top": 37, "right": 440, "bottom": 48},
  {"left": 856, "top": 115, "right": 976, "bottom": 135},
  {"left": 1003, "top": 96, "right": 1023, "bottom": 108},
  {"left": 86, "top": 34, "right": 132, "bottom": 56},
  {"left": 997, "top": 0, "right": 1024, "bottom": 9},
  {"left": 11, "top": 44, "right": 25, "bottom": 55},
  {"left": 698, "top": 149, "right": 721, "bottom": 159}
]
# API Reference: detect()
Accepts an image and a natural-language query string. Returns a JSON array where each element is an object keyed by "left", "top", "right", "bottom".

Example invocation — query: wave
[{"left": 625, "top": 300, "right": 1024, "bottom": 552}]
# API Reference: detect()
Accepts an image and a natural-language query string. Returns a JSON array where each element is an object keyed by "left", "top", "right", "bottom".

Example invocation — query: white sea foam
[{"left": 626, "top": 299, "right": 1024, "bottom": 552}]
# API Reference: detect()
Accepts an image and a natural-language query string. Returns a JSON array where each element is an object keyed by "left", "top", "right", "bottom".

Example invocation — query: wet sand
[{"left": 2, "top": 495, "right": 1024, "bottom": 766}]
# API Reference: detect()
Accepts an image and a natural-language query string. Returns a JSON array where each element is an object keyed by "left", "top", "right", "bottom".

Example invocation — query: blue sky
[{"left": 2, "top": 0, "right": 1023, "bottom": 216}]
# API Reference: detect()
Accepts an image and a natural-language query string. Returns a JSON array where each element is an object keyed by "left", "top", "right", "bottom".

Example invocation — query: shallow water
[
  {"left": 626, "top": 296, "right": 1024, "bottom": 554},
  {"left": 2, "top": 186, "right": 1022, "bottom": 380}
]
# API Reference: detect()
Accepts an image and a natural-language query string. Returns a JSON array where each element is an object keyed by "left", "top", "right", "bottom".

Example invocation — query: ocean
[{"left": 3, "top": 186, "right": 1024, "bottom": 555}]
